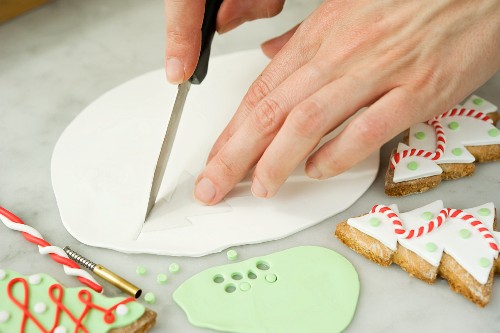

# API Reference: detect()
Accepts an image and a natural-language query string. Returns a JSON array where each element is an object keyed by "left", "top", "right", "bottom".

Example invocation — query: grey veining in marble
[{"left": 1, "top": 0, "right": 499, "bottom": 332}]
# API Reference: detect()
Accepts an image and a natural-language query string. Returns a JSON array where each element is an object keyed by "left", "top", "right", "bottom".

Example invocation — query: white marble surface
[{"left": 1, "top": 1, "right": 499, "bottom": 332}]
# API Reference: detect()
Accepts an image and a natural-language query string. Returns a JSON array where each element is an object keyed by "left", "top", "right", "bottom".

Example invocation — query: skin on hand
[
  {"left": 165, "top": 0, "right": 285, "bottom": 83},
  {"left": 193, "top": 0, "right": 500, "bottom": 205}
]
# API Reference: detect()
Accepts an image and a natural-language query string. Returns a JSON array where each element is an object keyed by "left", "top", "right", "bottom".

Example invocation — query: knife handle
[{"left": 189, "top": 0, "right": 224, "bottom": 85}]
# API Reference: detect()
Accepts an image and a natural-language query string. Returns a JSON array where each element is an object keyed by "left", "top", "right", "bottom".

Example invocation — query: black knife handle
[{"left": 189, "top": 0, "right": 224, "bottom": 84}]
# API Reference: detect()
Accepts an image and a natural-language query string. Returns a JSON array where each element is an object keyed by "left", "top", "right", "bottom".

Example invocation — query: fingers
[
  {"left": 217, "top": 0, "right": 285, "bottom": 34},
  {"left": 305, "top": 87, "right": 424, "bottom": 179},
  {"left": 195, "top": 59, "right": 337, "bottom": 205},
  {"left": 261, "top": 24, "right": 300, "bottom": 59},
  {"left": 165, "top": 0, "right": 205, "bottom": 83},
  {"left": 251, "top": 74, "right": 381, "bottom": 197}
]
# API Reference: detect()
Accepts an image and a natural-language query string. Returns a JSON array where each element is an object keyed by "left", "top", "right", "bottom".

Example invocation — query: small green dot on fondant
[
  {"left": 414, "top": 132, "right": 426, "bottom": 140},
  {"left": 169, "top": 263, "right": 180, "bottom": 273},
  {"left": 144, "top": 292, "right": 156, "bottom": 304},
  {"left": 227, "top": 249, "right": 238, "bottom": 261},
  {"left": 369, "top": 217, "right": 381, "bottom": 227},
  {"left": 157, "top": 273, "right": 168, "bottom": 284},
  {"left": 265, "top": 273, "right": 277, "bottom": 283},
  {"left": 448, "top": 121, "right": 460, "bottom": 130},
  {"left": 239, "top": 282, "right": 251, "bottom": 291},
  {"left": 479, "top": 257, "right": 491, "bottom": 268},
  {"left": 421, "top": 212, "right": 434, "bottom": 221},
  {"left": 478, "top": 208, "right": 491, "bottom": 216},
  {"left": 425, "top": 242, "right": 437, "bottom": 253},
  {"left": 407, "top": 161, "right": 418, "bottom": 171},
  {"left": 459, "top": 229, "right": 471, "bottom": 239},
  {"left": 488, "top": 128, "right": 499, "bottom": 137},
  {"left": 451, "top": 148, "right": 463, "bottom": 156},
  {"left": 473, "top": 98, "right": 483, "bottom": 105},
  {"left": 136, "top": 266, "right": 147, "bottom": 276}
]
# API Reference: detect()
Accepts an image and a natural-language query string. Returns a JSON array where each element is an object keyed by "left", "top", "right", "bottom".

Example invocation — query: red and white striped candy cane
[
  {"left": 390, "top": 118, "right": 446, "bottom": 169},
  {"left": 435, "top": 108, "right": 493, "bottom": 124},
  {"left": 0, "top": 207, "right": 103, "bottom": 293},
  {"left": 371, "top": 205, "right": 499, "bottom": 252}
]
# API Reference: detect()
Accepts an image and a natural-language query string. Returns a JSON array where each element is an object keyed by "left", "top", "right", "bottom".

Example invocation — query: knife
[{"left": 145, "top": 0, "right": 223, "bottom": 220}]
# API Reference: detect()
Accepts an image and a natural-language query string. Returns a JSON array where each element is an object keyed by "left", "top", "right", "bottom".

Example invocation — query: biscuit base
[
  {"left": 110, "top": 309, "right": 157, "bottom": 333},
  {"left": 335, "top": 220, "right": 499, "bottom": 307}
]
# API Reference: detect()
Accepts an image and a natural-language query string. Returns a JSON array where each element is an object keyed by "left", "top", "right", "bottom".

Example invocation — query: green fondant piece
[
  {"left": 227, "top": 250, "right": 239, "bottom": 261},
  {"left": 459, "top": 229, "right": 471, "bottom": 239},
  {"left": 169, "top": 263, "right": 180, "bottom": 274},
  {"left": 239, "top": 282, "right": 251, "bottom": 292},
  {"left": 407, "top": 161, "right": 418, "bottom": 171},
  {"left": 369, "top": 217, "right": 380, "bottom": 227},
  {"left": 136, "top": 265, "right": 147, "bottom": 276},
  {"left": 144, "top": 292, "right": 156, "bottom": 304},
  {"left": 451, "top": 148, "right": 463, "bottom": 156},
  {"left": 421, "top": 212, "right": 434, "bottom": 221},
  {"left": 473, "top": 98, "right": 483, "bottom": 105},
  {"left": 157, "top": 274, "right": 168, "bottom": 284},
  {"left": 478, "top": 208, "right": 491, "bottom": 216},
  {"left": 0, "top": 270, "right": 145, "bottom": 333},
  {"left": 425, "top": 242, "right": 437, "bottom": 253},
  {"left": 414, "top": 131, "right": 426, "bottom": 140},
  {"left": 479, "top": 258, "right": 490, "bottom": 268},
  {"left": 174, "top": 246, "right": 359, "bottom": 333},
  {"left": 488, "top": 128, "right": 499, "bottom": 137},
  {"left": 448, "top": 121, "right": 459, "bottom": 130}
]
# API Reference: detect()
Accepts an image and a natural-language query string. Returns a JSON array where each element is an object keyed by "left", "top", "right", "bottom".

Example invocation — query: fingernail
[
  {"left": 166, "top": 57, "right": 184, "bottom": 84},
  {"left": 194, "top": 178, "right": 216, "bottom": 204},
  {"left": 306, "top": 162, "right": 322, "bottom": 179},
  {"left": 251, "top": 177, "right": 268, "bottom": 198},
  {"left": 218, "top": 17, "right": 245, "bottom": 34}
]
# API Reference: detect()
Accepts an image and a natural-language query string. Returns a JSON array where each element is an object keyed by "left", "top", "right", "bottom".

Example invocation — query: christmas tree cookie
[
  {"left": 335, "top": 200, "right": 500, "bottom": 306},
  {"left": 0, "top": 269, "right": 156, "bottom": 333},
  {"left": 385, "top": 95, "right": 500, "bottom": 196}
]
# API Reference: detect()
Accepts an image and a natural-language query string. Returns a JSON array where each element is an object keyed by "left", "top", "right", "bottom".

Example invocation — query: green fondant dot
[
  {"left": 421, "top": 212, "right": 434, "bottom": 221},
  {"left": 448, "top": 121, "right": 460, "bottom": 130},
  {"left": 157, "top": 274, "right": 168, "bottom": 284},
  {"left": 414, "top": 131, "right": 426, "bottom": 140},
  {"left": 479, "top": 257, "right": 491, "bottom": 268},
  {"left": 239, "top": 282, "right": 251, "bottom": 291},
  {"left": 478, "top": 208, "right": 491, "bottom": 216},
  {"left": 407, "top": 161, "right": 419, "bottom": 171},
  {"left": 265, "top": 273, "right": 277, "bottom": 283},
  {"left": 459, "top": 229, "right": 471, "bottom": 239},
  {"left": 369, "top": 217, "right": 381, "bottom": 227},
  {"left": 169, "top": 263, "right": 180, "bottom": 273},
  {"left": 425, "top": 242, "right": 437, "bottom": 252},
  {"left": 136, "top": 266, "right": 147, "bottom": 276},
  {"left": 488, "top": 128, "right": 499, "bottom": 137},
  {"left": 227, "top": 249, "right": 238, "bottom": 261},
  {"left": 144, "top": 292, "right": 156, "bottom": 304},
  {"left": 451, "top": 148, "right": 463, "bottom": 156},
  {"left": 473, "top": 98, "right": 483, "bottom": 105}
]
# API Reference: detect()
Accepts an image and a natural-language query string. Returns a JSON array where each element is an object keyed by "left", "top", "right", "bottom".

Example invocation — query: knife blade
[{"left": 145, "top": 0, "right": 223, "bottom": 220}]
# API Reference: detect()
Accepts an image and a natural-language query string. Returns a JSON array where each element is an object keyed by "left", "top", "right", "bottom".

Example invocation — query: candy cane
[
  {"left": 371, "top": 205, "right": 499, "bottom": 251},
  {"left": 0, "top": 207, "right": 103, "bottom": 293},
  {"left": 390, "top": 108, "right": 492, "bottom": 169}
]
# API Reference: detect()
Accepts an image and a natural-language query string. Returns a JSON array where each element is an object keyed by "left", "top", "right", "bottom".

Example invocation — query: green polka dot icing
[
  {"left": 144, "top": 292, "right": 156, "bottom": 304},
  {"left": 0, "top": 270, "right": 145, "bottom": 333},
  {"left": 136, "top": 265, "right": 147, "bottom": 276},
  {"left": 407, "top": 161, "right": 419, "bottom": 171},
  {"left": 369, "top": 217, "right": 381, "bottom": 227},
  {"left": 472, "top": 98, "right": 483, "bottom": 105},
  {"left": 451, "top": 148, "right": 463, "bottom": 156},
  {"left": 478, "top": 208, "right": 491, "bottom": 216},
  {"left": 425, "top": 242, "right": 437, "bottom": 253},
  {"left": 479, "top": 258, "right": 491, "bottom": 268},
  {"left": 459, "top": 229, "right": 471, "bottom": 239},
  {"left": 488, "top": 128, "right": 499, "bottom": 137},
  {"left": 448, "top": 121, "right": 460, "bottom": 130},
  {"left": 157, "top": 273, "right": 168, "bottom": 284},
  {"left": 174, "top": 246, "right": 359, "bottom": 333},
  {"left": 227, "top": 249, "right": 239, "bottom": 261},
  {"left": 414, "top": 132, "right": 426, "bottom": 140},
  {"left": 169, "top": 263, "right": 180, "bottom": 274},
  {"left": 421, "top": 212, "right": 434, "bottom": 221}
]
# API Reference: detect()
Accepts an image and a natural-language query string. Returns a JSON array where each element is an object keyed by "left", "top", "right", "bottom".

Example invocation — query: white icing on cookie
[
  {"left": 393, "top": 143, "right": 442, "bottom": 183},
  {"left": 462, "top": 95, "right": 498, "bottom": 114}
]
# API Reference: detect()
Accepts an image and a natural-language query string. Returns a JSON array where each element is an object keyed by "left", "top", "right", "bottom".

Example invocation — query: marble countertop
[{"left": 1, "top": 0, "right": 499, "bottom": 332}]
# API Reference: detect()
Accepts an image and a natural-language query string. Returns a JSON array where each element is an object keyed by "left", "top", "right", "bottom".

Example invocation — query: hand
[
  {"left": 194, "top": 0, "right": 500, "bottom": 204},
  {"left": 165, "top": 0, "right": 285, "bottom": 83}
]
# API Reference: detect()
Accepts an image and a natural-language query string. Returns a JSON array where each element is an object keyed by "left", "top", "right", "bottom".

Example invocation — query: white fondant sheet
[{"left": 51, "top": 50, "right": 379, "bottom": 256}]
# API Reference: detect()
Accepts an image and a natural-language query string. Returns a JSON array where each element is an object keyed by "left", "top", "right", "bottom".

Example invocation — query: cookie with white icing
[
  {"left": 0, "top": 269, "right": 156, "bottom": 333},
  {"left": 385, "top": 95, "right": 500, "bottom": 196},
  {"left": 335, "top": 200, "right": 500, "bottom": 306}
]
